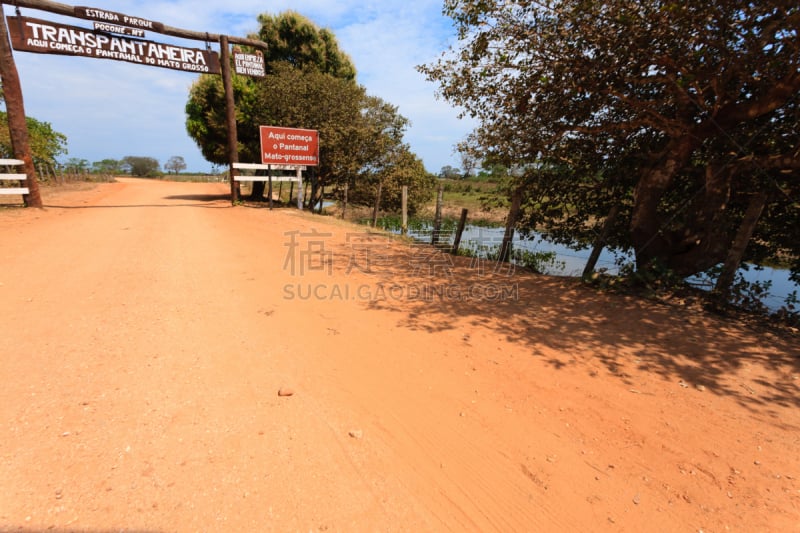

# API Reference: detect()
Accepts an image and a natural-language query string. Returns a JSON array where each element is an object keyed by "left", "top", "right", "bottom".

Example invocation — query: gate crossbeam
[{"left": 0, "top": 0, "right": 268, "bottom": 50}]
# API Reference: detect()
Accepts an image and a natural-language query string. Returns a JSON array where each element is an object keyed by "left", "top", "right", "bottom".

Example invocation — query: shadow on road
[
  {"left": 162, "top": 194, "right": 232, "bottom": 203},
  {"left": 321, "top": 234, "right": 800, "bottom": 418}
]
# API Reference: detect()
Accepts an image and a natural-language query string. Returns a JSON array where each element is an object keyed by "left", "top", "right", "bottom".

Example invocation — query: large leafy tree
[
  {"left": 421, "top": 1, "right": 800, "bottom": 281},
  {"left": 345, "top": 96, "right": 436, "bottom": 213},
  {"left": 186, "top": 11, "right": 432, "bottom": 208}
]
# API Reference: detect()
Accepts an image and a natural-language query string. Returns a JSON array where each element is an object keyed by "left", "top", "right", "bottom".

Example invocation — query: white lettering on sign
[
  {"left": 122, "top": 16, "right": 156, "bottom": 30},
  {"left": 84, "top": 9, "right": 119, "bottom": 22},
  {"left": 93, "top": 22, "right": 146, "bottom": 38},
  {"left": 262, "top": 153, "right": 318, "bottom": 163},
  {"left": 267, "top": 131, "right": 314, "bottom": 143},
  {"left": 234, "top": 52, "right": 265, "bottom": 77},
  {"left": 75, "top": 7, "right": 164, "bottom": 32}
]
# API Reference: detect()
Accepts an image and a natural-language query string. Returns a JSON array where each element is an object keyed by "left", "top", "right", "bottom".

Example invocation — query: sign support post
[{"left": 0, "top": 10, "right": 42, "bottom": 207}]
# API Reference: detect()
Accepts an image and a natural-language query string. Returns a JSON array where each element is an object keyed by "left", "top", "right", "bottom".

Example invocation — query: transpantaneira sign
[
  {"left": 260, "top": 126, "right": 319, "bottom": 166},
  {"left": 7, "top": 15, "right": 220, "bottom": 74}
]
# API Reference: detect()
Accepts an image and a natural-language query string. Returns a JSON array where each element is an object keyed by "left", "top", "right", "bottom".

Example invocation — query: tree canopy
[
  {"left": 255, "top": 11, "right": 356, "bottom": 81},
  {"left": 420, "top": 1, "right": 800, "bottom": 282}
]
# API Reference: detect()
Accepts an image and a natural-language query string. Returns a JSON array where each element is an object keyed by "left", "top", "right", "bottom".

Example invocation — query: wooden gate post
[{"left": 0, "top": 12, "right": 42, "bottom": 207}]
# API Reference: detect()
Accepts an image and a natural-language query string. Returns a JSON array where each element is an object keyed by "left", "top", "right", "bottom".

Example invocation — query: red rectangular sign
[{"left": 259, "top": 126, "right": 319, "bottom": 166}]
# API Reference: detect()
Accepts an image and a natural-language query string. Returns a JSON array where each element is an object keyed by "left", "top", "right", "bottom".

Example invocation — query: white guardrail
[{"left": 0, "top": 159, "right": 28, "bottom": 196}]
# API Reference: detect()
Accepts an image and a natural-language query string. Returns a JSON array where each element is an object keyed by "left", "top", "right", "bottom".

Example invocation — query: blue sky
[{"left": 3, "top": 1, "right": 474, "bottom": 174}]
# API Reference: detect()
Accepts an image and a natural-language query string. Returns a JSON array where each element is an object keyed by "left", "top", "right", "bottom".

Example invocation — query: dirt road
[{"left": 1, "top": 178, "right": 798, "bottom": 532}]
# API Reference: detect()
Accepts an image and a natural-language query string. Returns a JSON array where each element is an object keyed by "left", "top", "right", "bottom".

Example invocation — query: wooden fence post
[
  {"left": 297, "top": 168, "right": 303, "bottom": 210},
  {"left": 401, "top": 185, "right": 408, "bottom": 235},
  {"left": 431, "top": 183, "right": 444, "bottom": 246}
]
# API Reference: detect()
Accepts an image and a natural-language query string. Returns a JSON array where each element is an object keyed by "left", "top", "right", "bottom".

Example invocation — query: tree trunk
[
  {"left": 661, "top": 164, "right": 734, "bottom": 276},
  {"left": 713, "top": 192, "right": 768, "bottom": 297},
  {"left": 371, "top": 182, "right": 383, "bottom": 227},
  {"left": 341, "top": 181, "right": 348, "bottom": 219},
  {"left": 249, "top": 168, "right": 267, "bottom": 201},
  {"left": 307, "top": 169, "right": 320, "bottom": 211},
  {"left": 582, "top": 204, "right": 621, "bottom": 278},
  {"left": 451, "top": 208, "right": 469, "bottom": 256},
  {"left": 630, "top": 138, "right": 696, "bottom": 269},
  {"left": 0, "top": 14, "right": 42, "bottom": 207}
]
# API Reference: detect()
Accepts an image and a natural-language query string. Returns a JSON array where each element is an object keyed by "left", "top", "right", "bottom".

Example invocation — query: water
[{"left": 398, "top": 223, "right": 797, "bottom": 312}]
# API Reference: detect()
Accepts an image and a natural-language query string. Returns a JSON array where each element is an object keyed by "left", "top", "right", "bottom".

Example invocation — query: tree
[
  {"left": 91, "top": 159, "right": 123, "bottom": 174},
  {"left": 460, "top": 152, "right": 477, "bottom": 179},
  {"left": 420, "top": 1, "right": 800, "bottom": 281},
  {"left": 165, "top": 156, "right": 187, "bottom": 174},
  {"left": 349, "top": 145, "right": 435, "bottom": 214},
  {"left": 122, "top": 156, "right": 160, "bottom": 177},
  {"left": 63, "top": 157, "right": 89, "bottom": 174},
  {"left": 340, "top": 94, "right": 435, "bottom": 213},
  {"left": 439, "top": 165, "right": 461, "bottom": 180}
]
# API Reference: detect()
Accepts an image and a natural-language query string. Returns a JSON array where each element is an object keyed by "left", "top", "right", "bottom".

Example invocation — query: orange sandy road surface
[{"left": 0, "top": 178, "right": 798, "bottom": 532}]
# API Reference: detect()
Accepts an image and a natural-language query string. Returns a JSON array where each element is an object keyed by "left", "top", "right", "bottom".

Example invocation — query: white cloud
[{"left": 3, "top": 1, "right": 474, "bottom": 173}]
